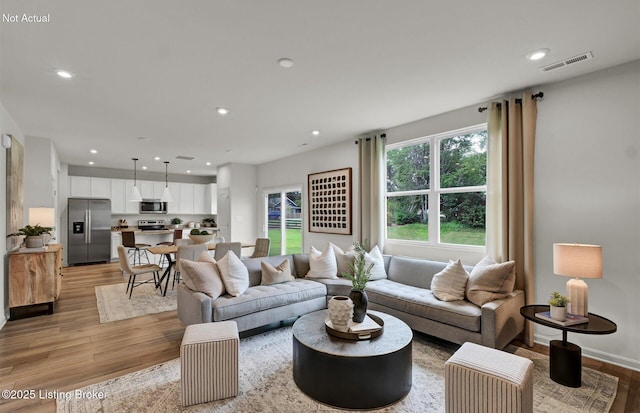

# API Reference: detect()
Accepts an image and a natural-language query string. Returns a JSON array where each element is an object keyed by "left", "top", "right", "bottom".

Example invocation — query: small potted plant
[
  {"left": 170, "top": 217, "right": 183, "bottom": 229},
  {"left": 202, "top": 217, "right": 216, "bottom": 227},
  {"left": 548, "top": 291, "right": 570, "bottom": 321},
  {"left": 7, "top": 224, "right": 53, "bottom": 248},
  {"left": 342, "top": 241, "right": 374, "bottom": 323}
]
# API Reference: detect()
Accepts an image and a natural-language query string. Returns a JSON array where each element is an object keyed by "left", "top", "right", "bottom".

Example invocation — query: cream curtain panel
[
  {"left": 486, "top": 93, "right": 537, "bottom": 346},
  {"left": 358, "top": 134, "right": 386, "bottom": 250}
]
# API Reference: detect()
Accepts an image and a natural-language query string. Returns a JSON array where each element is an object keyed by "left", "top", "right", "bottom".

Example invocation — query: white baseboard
[{"left": 534, "top": 332, "right": 640, "bottom": 372}]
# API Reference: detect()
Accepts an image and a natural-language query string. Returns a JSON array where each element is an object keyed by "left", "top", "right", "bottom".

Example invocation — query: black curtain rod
[
  {"left": 478, "top": 92, "right": 544, "bottom": 113},
  {"left": 355, "top": 133, "right": 386, "bottom": 144}
]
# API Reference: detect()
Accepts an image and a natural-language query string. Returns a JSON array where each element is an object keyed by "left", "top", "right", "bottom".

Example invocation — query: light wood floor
[{"left": 0, "top": 263, "right": 638, "bottom": 412}]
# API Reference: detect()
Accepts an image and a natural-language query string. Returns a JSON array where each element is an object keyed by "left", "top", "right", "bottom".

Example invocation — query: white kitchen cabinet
[
  {"left": 139, "top": 180, "right": 154, "bottom": 199},
  {"left": 180, "top": 183, "right": 195, "bottom": 214},
  {"left": 167, "top": 182, "right": 181, "bottom": 214},
  {"left": 209, "top": 183, "right": 217, "bottom": 214},
  {"left": 90, "top": 177, "right": 111, "bottom": 198},
  {"left": 69, "top": 176, "right": 91, "bottom": 197},
  {"left": 194, "top": 184, "right": 206, "bottom": 214},
  {"left": 110, "top": 232, "right": 121, "bottom": 261},
  {"left": 125, "top": 180, "right": 141, "bottom": 214},
  {"left": 110, "top": 179, "right": 126, "bottom": 213}
]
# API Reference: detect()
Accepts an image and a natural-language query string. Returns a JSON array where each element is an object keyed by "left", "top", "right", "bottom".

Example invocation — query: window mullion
[{"left": 430, "top": 136, "right": 439, "bottom": 243}]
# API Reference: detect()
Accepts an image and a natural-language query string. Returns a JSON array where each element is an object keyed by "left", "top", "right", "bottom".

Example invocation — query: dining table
[{"left": 146, "top": 242, "right": 255, "bottom": 296}]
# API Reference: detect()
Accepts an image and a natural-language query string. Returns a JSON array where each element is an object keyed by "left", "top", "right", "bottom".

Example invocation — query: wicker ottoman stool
[
  {"left": 180, "top": 321, "right": 239, "bottom": 407},
  {"left": 445, "top": 342, "right": 533, "bottom": 413}
]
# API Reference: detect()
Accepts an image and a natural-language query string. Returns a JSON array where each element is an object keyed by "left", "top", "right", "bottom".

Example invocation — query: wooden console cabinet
[{"left": 9, "top": 244, "right": 63, "bottom": 315}]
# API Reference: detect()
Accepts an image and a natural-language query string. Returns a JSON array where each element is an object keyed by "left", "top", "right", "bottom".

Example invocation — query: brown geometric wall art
[{"left": 308, "top": 167, "right": 352, "bottom": 235}]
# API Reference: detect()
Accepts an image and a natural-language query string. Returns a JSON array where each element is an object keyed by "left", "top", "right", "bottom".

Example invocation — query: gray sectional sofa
[{"left": 177, "top": 253, "right": 525, "bottom": 349}]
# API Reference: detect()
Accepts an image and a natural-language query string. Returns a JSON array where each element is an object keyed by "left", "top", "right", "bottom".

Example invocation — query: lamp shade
[
  {"left": 128, "top": 184, "right": 142, "bottom": 202},
  {"left": 28, "top": 207, "right": 55, "bottom": 227},
  {"left": 160, "top": 186, "right": 173, "bottom": 202},
  {"left": 553, "top": 243, "right": 602, "bottom": 279}
]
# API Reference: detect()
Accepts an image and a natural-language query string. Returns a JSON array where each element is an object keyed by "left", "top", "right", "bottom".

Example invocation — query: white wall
[
  {"left": 534, "top": 61, "right": 640, "bottom": 370},
  {"left": 216, "top": 163, "right": 258, "bottom": 244},
  {"left": 257, "top": 140, "right": 359, "bottom": 252},
  {"left": 0, "top": 100, "right": 26, "bottom": 328}
]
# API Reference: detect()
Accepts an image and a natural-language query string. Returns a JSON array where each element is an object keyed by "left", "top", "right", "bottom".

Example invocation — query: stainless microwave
[{"left": 140, "top": 199, "right": 168, "bottom": 214}]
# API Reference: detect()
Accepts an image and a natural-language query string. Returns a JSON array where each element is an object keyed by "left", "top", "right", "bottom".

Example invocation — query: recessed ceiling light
[
  {"left": 154, "top": 156, "right": 161, "bottom": 161},
  {"left": 186, "top": 170, "right": 192, "bottom": 174},
  {"left": 88, "top": 161, "right": 95, "bottom": 165},
  {"left": 311, "top": 130, "right": 320, "bottom": 136},
  {"left": 206, "top": 162, "right": 211, "bottom": 166},
  {"left": 90, "top": 149, "right": 97, "bottom": 154},
  {"left": 526, "top": 48, "right": 550, "bottom": 61},
  {"left": 142, "top": 166, "right": 148, "bottom": 170},
  {"left": 56, "top": 70, "right": 74, "bottom": 79},
  {"left": 217, "top": 107, "right": 229, "bottom": 116},
  {"left": 278, "top": 57, "right": 295, "bottom": 68}
]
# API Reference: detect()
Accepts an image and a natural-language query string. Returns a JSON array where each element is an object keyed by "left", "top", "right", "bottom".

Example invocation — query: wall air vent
[
  {"left": 176, "top": 155, "right": 195, "bottom": 161},
  {"left": 540, "top": 51, "right": 593, "bottom": 72}
]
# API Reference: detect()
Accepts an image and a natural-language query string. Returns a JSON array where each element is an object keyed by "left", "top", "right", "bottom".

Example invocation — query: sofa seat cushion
[
  {"left": 213, "top": 279, "right": 327, "bottom": 321},
  {"left": 305, "top": 277, "right": 353, "bottom": 297},
  {"left": 366, "top": 279, "right": 481, "bottom": 332}
]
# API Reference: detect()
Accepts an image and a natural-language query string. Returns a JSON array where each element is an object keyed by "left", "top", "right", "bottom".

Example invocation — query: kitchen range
[{"left": 137, "top": 220, "right": 167, "bottom": 231}]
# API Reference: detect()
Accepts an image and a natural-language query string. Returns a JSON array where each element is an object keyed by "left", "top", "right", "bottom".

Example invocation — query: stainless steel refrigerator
[{"left": 67, "top": 198, "right": 112, "bottom": 265}]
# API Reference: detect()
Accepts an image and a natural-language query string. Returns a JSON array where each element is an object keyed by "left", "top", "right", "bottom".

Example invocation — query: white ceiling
[{"left": 1, "top": 0, "right": 639, "bottom": 176}]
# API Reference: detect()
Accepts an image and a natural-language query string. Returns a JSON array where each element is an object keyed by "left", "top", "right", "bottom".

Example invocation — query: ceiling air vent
[
  {"left": 176, "top": 155, "right": 195, "bottom": 161},
  {"left": 540, "top": 51, "right": 593, "bottom": 72}
]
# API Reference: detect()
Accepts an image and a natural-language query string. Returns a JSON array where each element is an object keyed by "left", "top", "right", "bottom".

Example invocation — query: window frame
[{"left": 385, "top": 123, "right": 487, "bottom": 249}]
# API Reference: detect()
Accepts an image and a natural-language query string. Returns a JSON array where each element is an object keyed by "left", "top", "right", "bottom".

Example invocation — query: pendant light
[
  {"left": 128, "top": 158, "right": 143, "bottom": 202},
  {"left": 160, "top": 161, "right": 173, "bottom": 202}
]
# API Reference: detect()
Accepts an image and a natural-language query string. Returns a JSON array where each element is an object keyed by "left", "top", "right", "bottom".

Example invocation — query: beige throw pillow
[
  {"left": 180, "top": 255, "right": 225, "bottom": 299},
  {"left": 431, "top": 259, "right": 469, "bottom": 301},
  {"left": 466, "top": 256, "right": 516, "bottom": 307},
  {"left": 306, "top": 245, "right": 338, "bottom": 279},
  {"left": 216, "top": 250, "right": 250, "bottom": 296},
  {"left": 330, "top": 242, "right": 355, "bottom": 277},
  {"left": 261, "top": 260, "right": 294, "bottom": 285}
]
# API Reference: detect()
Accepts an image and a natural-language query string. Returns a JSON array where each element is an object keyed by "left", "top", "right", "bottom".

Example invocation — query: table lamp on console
[{"left": 553, "top": 243, "right": 602, "bottom": 316}]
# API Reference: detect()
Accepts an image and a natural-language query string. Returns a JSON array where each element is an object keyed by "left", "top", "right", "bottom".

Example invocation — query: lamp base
[{"left": 566, "top": 277, "right": 588, "bottom": 316}]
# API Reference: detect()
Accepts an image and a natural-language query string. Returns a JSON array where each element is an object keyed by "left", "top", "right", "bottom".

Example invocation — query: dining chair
[
  {"left": 175, "top": 238, "right": 194, "bottom": 246},
  {"left": 249, "top": 238, "right": 271, "bottom": 258},
  {"left": 156, "top": 229, "right": 183, "bottom": 267},
  {"left": 174, "top": 244, "right": 208, "bottom": 289},
  {"left": 117, "top": 245, "right": 162, "bottom": 299},
  {"left": 214, "top": 242, "right": 241, "bottom": 261},
  {"left": 121, "top": 231, "right": 151, "bottom": 265},
  {"left": 212, "top": 236, "right": 225, "bottom": 244}
]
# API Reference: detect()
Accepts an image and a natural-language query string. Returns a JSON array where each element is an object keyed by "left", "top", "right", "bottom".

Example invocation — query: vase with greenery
[
  {"left": 170, "top": 217, "right": 183, "bottom": 228},
  {"left": 8, "top": 224, "right": 53, "bottom": 248},
  {"left": 342, "top": 241, "right": 374, "bottom": 323},
  {"left": 548, "top": 291, "right": 570, "bottom": 321},
  {"left": 202, "top": 217, "right": 216, "bottom": 227}
]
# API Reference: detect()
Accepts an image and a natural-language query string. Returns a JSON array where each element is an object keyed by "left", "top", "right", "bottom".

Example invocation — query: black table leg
[
  {"left": 550, "top": 339, "right": 582, "bottom": 387},
  {"left": 156, "top": 253, "right": 174, "bottom": 296}
]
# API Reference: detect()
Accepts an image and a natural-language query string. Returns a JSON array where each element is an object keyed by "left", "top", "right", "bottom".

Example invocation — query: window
[
  {"left": 264, "top": 188, "right": 303, "bottom": 255},
  {"left": 386, "top": 125, "right": 487, "bottom": 247}
]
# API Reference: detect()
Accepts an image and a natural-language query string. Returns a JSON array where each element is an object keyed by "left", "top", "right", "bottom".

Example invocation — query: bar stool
[
  {"left": 121, "top": 231, "right": 151, "bottom": 266},
  {"left": 156, "top": 229, "right": 183, "bottom": 267}
]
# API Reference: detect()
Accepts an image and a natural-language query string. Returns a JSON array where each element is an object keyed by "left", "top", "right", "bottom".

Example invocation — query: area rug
[
  {"left": 95, "top": 282, "right": 177, "bottom": 323},
  {"left": 57, "top": 327, "right": 618, "bottom": 413}
]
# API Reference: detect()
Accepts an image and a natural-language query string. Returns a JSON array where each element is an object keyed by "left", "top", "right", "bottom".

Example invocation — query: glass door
[{"left": 266, "top": 188, "right": 302, "bottom": 255}]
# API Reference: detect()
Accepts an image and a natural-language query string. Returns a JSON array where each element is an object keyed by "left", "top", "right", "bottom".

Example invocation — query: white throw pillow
[
  {"left": 216, "top": 251, "right": 250, "bottom": 296},
  {"left": 365, "top": 245, "right": 387, "bottom": 281},
  {"left": 261, "top": 259, "right": 295, "bottom": 285},
  {"left": 306, "top": 245, "right": 338, "bottom": 279},
  {"left": 431, "top": 259, "right": 469, "bottom": 301},
  {"left": 466, "top": 256, "right": 516, "bottom": 307},
  {"left": 330, "top": 242, "right": 355, "bottom": 277}
]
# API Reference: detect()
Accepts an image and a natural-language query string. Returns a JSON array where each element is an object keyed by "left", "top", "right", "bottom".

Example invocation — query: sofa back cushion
[
  {"left": 386, "top": 256, "right": 473, "bottom": 290},
  {"left": 242, "top": 255, "right": 296, "bottom": 286}
]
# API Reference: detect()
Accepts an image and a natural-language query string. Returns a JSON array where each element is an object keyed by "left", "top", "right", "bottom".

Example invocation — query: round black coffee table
[
  {"left": 520, "top": 304, "right": 616, "bottom": 387},
  {"left": 292, "top": 309, "right": 413, "bottom": 409}
]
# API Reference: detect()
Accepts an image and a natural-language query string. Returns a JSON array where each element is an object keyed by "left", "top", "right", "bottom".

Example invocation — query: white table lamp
[{"left": 553, "top": 243, "right": 602, "bottom": 316}]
